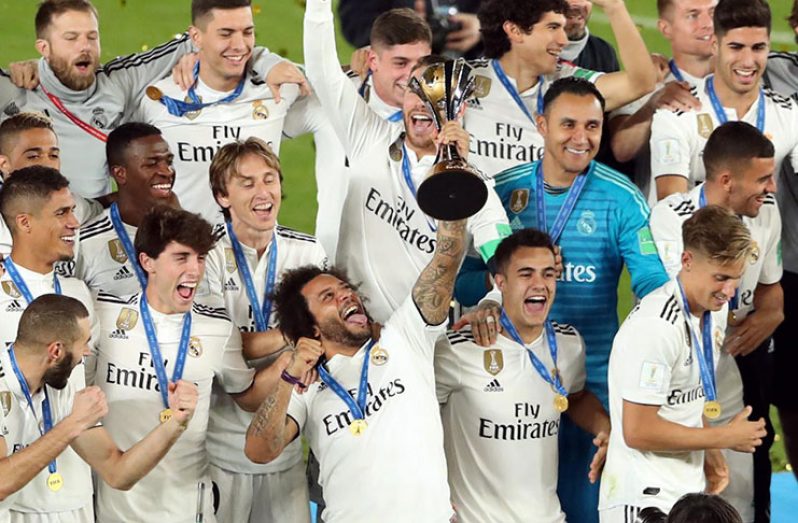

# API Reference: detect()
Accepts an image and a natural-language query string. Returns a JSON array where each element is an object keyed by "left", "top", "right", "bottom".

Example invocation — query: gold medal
[
  {"left": 349, "top": 419, "right": 367, "bottom": 436},
  {"left": 159, "top": 408, "right": 173, "bottom": 424},
  {"left": 370, "top": 346, "right": 389, "bottom": 366},
  {"left": 727, "top": 309, "right": 739, "bottom": 327},
  {"left": 703, "top": 401, "right": 722, "bottom": 419},
  {"left": 47, "top": 472, "right": 64, "bottom": 492},
  {"left": 554, "top": 394, "right": 569, "bottom": 413},
  {"left": 145, "top": 86, "right": 163, "bottom": 101}
]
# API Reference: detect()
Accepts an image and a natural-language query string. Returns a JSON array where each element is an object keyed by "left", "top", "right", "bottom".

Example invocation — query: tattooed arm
[
  {"left": 412, "top": 219, "right": 468, "bottom": 325},
  {"left": 244, "top": 339, "right": 323, "bottom": 464}
]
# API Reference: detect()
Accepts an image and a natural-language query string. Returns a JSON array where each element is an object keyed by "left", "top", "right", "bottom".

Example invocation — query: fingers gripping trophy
[{"left": 409, "top": 58, "right": 487, "bottom": 220}]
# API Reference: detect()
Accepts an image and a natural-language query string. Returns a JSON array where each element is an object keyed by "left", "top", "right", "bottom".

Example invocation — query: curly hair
[{"left": 478, "top": 0, "right": 568, "bottom": 59}]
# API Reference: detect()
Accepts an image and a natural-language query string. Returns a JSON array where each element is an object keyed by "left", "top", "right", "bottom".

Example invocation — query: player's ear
[
  {"left": 110, "top": 165, "right": 126, "bottom": 186},
  {"left": 35, "top": 39, "right": 50, "bottom": 59},
  {"left": 0, "top": 154, "right": 11, "bottom": 176},
  {"left": 139, "top": 252, "right": 155, "bottom": 275},
  {"left": 536, "top": 114, "right": 548, "bottom": 136},
  {"left": 502, "top": 21, "right": 522, "bottom": 44},
  {"left": 681, "top": 250, "right": 694, "bottom": 271},
  {"left": 494, "top": 273, "right": 506, "bottom": 292},
  {"left": 188, "top": 25, "right": 202, "bottom": 49},
  {"left": 46, "top": 340, "right": 63, "bottom": 363}
]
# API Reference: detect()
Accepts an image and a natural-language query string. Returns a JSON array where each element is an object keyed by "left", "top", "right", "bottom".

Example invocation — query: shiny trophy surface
[{"left": 408, "top": 59, "right": 487, "bottom": 221}]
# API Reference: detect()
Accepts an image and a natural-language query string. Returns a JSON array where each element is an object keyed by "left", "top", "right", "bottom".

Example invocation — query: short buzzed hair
[
  {"left": 0, "top": 166, "right": 69, "bottom": 234},
  {"left": 16, "top": 294, "right": 89, "bottom": 352},
  {"left": 134, "top": 205, "right": 215, "bottom": 260},
  {"left": 543, "top": 77, "right": 606, "bottom": 114},
  {"left": 106, "top": 122, "right": 163, "bottom": 169},
  {"left": 370, "top": 8, "right": 432, "bottom": 49},
  {"left": 493, "top": 228, "right": 556, "bottom": 276},
  {"left": 191, "top": 0, "right": 251, "bottom": 25},
  {"left": 0, "top": 112, "right": 56, "bottom": 156},
  {"left": 35, "top": 0, "right": 98, "bottom": 39},
  {"left": 703, "top": 122, "right": 774, "bottom": 181},
  {"left": 683, "top": 206, "right": 752, "bottom": 265}
]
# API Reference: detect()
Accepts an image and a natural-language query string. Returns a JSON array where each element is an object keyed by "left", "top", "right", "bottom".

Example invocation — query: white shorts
[
  {"left": 210, "top": 461, "right": 310, "bottom": 523},
  {"left": 599, "top": 505, "right": 644, "bottom": 523},
  {"left": 10, "top": 504, "right": 93, "bottom": 523}
]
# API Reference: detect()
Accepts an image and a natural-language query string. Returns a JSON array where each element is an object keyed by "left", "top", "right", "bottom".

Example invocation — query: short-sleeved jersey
[
  {"left": 463, "top": 58, "right": 602, "bottom": 179},
  {"left": 204, "top": 224, "right": 326, "bottom": 475},
  {"left": 649, "top": 185, "right": 782, "bottom": 321},
  {"left": 650, "top": 77, "right": 798, "bottom": 188},
  {"left": 435, "top": 324, "right": 586, "bottom": 523},
  {"left": 492, "top": 161, "right": 668, "bottom": 405},
  {"left": 93, "top": 292, "right": 254, "bottom": 523},
  {"left": 0, "top": 38, "right": 195, "bottom": 198},
  {"left": 304, "top": 0, "right": 511, "bottom": 323},
  {"left": 0, "top": 348, "right": 86, "bottom": 516},
  {"left": 287, "top": 296, "right": 452, "bottom": 522},
  {"left": 600, "top": 280, "right": 727, "bottom": 512}
]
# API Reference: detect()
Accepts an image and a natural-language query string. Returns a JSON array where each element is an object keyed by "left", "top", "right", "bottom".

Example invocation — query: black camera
[{"left": 427, "top": 11, "right": 463, "bottom": 54}]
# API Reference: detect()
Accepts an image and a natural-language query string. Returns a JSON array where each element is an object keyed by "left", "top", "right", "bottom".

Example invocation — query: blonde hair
[{"left": 683, "top": 205, "right": 752, "bottom": 265}]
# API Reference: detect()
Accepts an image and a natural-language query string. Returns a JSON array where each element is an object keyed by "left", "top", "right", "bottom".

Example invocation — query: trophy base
[{"left": 417, "top": 167, "right": 488, "bottom": 221}]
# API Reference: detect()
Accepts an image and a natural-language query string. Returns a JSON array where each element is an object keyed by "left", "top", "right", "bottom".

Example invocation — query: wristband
[{"left": 281, "top": 370, "right": 307, "bottom": 389}]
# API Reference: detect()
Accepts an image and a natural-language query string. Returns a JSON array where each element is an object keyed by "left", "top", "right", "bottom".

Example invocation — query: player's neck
[
  {"left": 116, "top": 195, "right": 158, "bottom": 228},
  {"left": 198, "top": 65, "right": 242, "bottom": 93},
  {"left": 671, "top": 52, "right": 713, "bottom": 79},
  {"left": 712, "top": 75, "right": 760, "bottom": 120},
  {"left": 702, "top": 182, "right": 732, "bottom": 211},
  {"left": 322, "top": 339, "right": 363, "bottom": 360},
  {"left": 501, "top": 316, "right": 544, "bottom": 345},
  {"left": 404, "top": 137, "right": 437, "bottom": 161},
  {"left": 9, "top": 248, "right": 55, "bottom": 275},
  {"left": 541, "top": 154, "right": 579, "bottom": 188},
  {"left": 231, "top": 219, "right": 274, "bottom": 259},
  {"left": 498, "top": 52, "right": 542, "bottom": 93},
  {"left": 679, "top": 276, "right": 708, "bottom": 317},
  {"left": 12, "top": 347, "right": 46, "bottom": 394},
  {"left": 144, "top": 285, "right": 183, "bottom": 315}
]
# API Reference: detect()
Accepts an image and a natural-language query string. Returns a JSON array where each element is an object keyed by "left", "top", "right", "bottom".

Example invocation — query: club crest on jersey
[
  {"left": 749, "top": 241, "right": 760, "bottom": 264},
  {"left": 225, "top": 249, "right": 237, "bottom": 273},
  {"left": 252, "top": 100, "right": 269, "bottom": 120},
  {"left": 509, "top": 189, "right": 529, "bottom": 214},
  {"left": 696, "top": 113, "right": 714, "bottom": 139},
  {"left": 474, "top": 74, "right": 492, "bottom": 98},
  {"left": 91, "top": 108, "right": 108, "bottom": 129},
  {"left": 108, "top": 239, "right": 128, "bottom": 264},
  {"left": 189, "top": 337, "right": 203, "bottom": 358},
  {"left": 116, "top": 308, "right": 139, "bottom": 331},
  {"left": 577, "top": 210, "right": 596, "bottom": 236},
  {"left": 484, "top": 349, "right": 504, "bottom": 376},
  {"left": 0, "top": 391, "right": 11, "bottom": 416},
  {"left": 185, "top": 96, "right": 202, "bottom": 120},
  {"left": 1, "top": 281, "right": 21, "bottom": 298}
]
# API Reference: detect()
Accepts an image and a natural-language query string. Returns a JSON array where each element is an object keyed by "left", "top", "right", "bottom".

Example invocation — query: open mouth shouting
[
  {"left": 340, "top": 301, "right": 369, "bottom": 328},
  {"left": 176, "top": 280, "right": 197, "bottom": 304},
  {"left": 523, "top": 293, "right": 548, "bottom": 315},
  {"left": 410, "top": 112, "right": 435, "bottom": 136}
]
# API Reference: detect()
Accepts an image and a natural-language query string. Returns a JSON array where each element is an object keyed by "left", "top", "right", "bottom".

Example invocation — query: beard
[
  {"left": 317, "top": 315, "right": 372, "bottom": 348},
  {"left": 43, "top": 351, "right": 75, "bottom": 390},
  {"left": 48, "top": 53, "right": 97, "bottom": 91}
]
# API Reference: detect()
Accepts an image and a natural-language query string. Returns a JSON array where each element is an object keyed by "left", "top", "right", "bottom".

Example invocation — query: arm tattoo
[
  {"left": 246, "top": 389, "right": 286, "bottom": 457},
  {"left": 413, "top": 220, "right": 467, "bottom": 324}
]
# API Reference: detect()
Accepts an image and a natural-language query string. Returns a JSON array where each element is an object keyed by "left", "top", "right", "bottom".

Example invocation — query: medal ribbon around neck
[
  {"left": 705, "top": 75, "right": 765, "bottom": 132},
  {"left": 534, "top": 162, "right": 591, "bottom": 244},
  {"left": 400, "top": 144, "right": 437, "bottom": 232},
  {"left": 110, "top": 203, "right": 148, "bottom": 288},
  {"left": 358, "top": 72, "right": 403, "bottom": 123},
  {"left": 225, "top": 221, "right": 278, "bottom": 332},
  {"left": 139, "top": 292, "right": 192, "bottom": 412},
  {"left": 315, "top": 339, "right": 377, "bottom": 430},
  {"left": 668, "top": 60, "right": 685, "bottom": 83},
  {"left": 8, "top": 345, "right": 58, "bottom": 477},
  {"left": 499, "top": 311, "right": 568, "bottom": 398},
  {"left": 675, "top": 278, "right": 719, "bottom": 407},
  {"left": 491, "top": 59, "right": 544, "bottom": 124},
  {"left": 697, "top": 186, "right": 739, "bottom": 310},
  {"left": 39, "top": 83, "right": 108, "bottom": 142},
  {"left": 156, "top": 62, "right": 246, "bottom": 117},
  {"left": 4, "top": 257, "right": 61, "bottom": 303}
]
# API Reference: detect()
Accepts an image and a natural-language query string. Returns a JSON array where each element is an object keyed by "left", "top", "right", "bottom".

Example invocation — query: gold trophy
[{"left": 408, "top": 59, "right": 487, "bottom": 220}]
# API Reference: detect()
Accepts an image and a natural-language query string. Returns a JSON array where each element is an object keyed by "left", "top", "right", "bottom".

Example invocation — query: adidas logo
[
  {"left": 467, "top": 98, "right": 483, "bottom": 110},
  {"left": 483, "top": 379, "right": 504, "bottom": 392},
  {"left": 113, "top": 266, "right": 133, "bottom": 281},
  {"left": 109, "top": 329, "right": 128, "bottom": 340},
  {"left": 224, "top": 278, "right": 239, "bottom": 291},
  {"left": 5, "top": 300, "right": 22, "bottom": 313}
]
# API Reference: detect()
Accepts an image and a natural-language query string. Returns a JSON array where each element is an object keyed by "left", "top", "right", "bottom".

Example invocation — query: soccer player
[
  {"left": 561, "top": 0, "right": 620, "bottom": 73},
  {"left": 609, "top": 0, "right": 716, "bottom": 201},
  {"left": 464, "top": 0, "right": 656, "bottom": 179},
  {"left": 436, "top": 228, "right": 610, "bottom": 522},
  {"left": 599, "top": 206, "right": 767, "bottom": 520},
  {"left": 72, "top": 123, "right": 179, "bottom": 297},
  {"left": 304, "top": 0, "right": 510, "bottom": 324},
  {"left": 649, "top": 122, "right": 781, "bottom": 521},
  {"left": 243, "top": 215, "right": 468, "bottom": 522},
  {"left": 202, "top": 138, "right": 326, "bottom": 523},
  {"left": 0, "top": 294, "right": 199, "bottom": 523},
  {"left": 91, "top": 206, "right": 286, "bottom": 522},
  {"left": 456, "top": 77, "right": 669, "bottom": 523},
  {"left": 649, "top": 0, "right": 798, "bottom": 200}
]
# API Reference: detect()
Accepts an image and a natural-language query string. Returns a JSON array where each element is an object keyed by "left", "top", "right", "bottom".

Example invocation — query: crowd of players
[{"left": 0, "top": 0, "right": 796, "bottom": 522}]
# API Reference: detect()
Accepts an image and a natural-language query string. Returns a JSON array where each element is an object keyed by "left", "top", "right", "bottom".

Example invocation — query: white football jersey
[
  {"left": 204, "top": 224, "right": 326, "bottom": 475},
  {"left": 287, "top": 296, "right": 452, "bottom": 522},
  {"left": 463, "top": 58, "right": 602, "bottom": 179},
  {"left": 650, "top": 78, "right": 798, "bottom": 189},
  {"left": 92, "top": 293, "right": 254, "bottom": 523},
  {"left": 435, "top": 324, "right": 586, "bottom": 523},
  {"left": 304, "top": 0, "right": 510, "bottom": 323},
  {"left": 600, "top": 280, "right": 727, "bottom": 513}
]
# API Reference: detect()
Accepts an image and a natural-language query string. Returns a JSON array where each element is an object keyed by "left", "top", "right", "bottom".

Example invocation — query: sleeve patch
[
  {"left": 639, "top": 361, "right": 667, "bottom": 391},
  {"left": 637, "top": 227, "right": 658, "bottom": 256},
  {"left": 656, "top": 139, "right": 681, "bottom": 166}
]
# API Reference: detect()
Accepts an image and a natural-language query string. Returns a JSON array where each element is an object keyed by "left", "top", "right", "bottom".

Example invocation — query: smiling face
[
  {"left": 191, "top": 7, "right": 254, "bottom": 90},
  {"left": 537, "top": 92, "right": 603, "bottom": 175},
  {"left": 659, "top": 0, "right": 717, "bottom": 59},
  {"left": 728, "top": 156, "right": 776, "bottom": 218},
  {"left": 495, "top": 246, "right": 557, "bottom": 337},
  {"left": 369, "top": 41, "right": 431, "bottom": 108},
  {"left": 713, "top": 26, "right": 769, "bottom": 96},
  {"left": 301, "top": 274, "right": 372, "bottom": 348},
  {"left": 140, "top": 241, "right": 206, "bottom": 314},
  {"left": 681, "top": 249, "right": 746, "bottom": 313},
  {"left": 216, "top": 153, "right": 281, "bottom": 234},
  {"left": 24, "top": 187, "right": 79, "bottom": 262},
  {"left": 36, "top": 9, "right": 100, "bottom": 91},
  {"left": 113, "top": 134, "right": 175, "bottom": 206},
  {"left": 510, "top": 11, "right": 568, "bottom": 75},
  {"left": 0, "top": 128, "right": 60, "bottom": 175}
]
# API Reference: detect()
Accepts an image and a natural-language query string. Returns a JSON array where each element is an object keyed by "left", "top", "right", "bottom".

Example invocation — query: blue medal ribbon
[
  {"left": 492, "top": 59, "right": 544, "bottom": 123},
  {"left": 4, "top": 257, "right": 61, "bottom": 303},
  {"left": 705, "top": 76, "right": 765, "bottom": 132},
  {"left": 499, "top": 311, "right": 567, "bottom": 397},
  {"left": 157, "top": 62, "right": 246, "bottom": 117},
  {"left": 109, "top": 203, "right": 147, "bottom": 288},
  {"left": 8, "top": 345, "right": 57, "bottom": 475},
  {"left": 676, "top": 278, "right": 718, "bottom": 403},
  {"left": 225, "top": 221, "right": 278, "bottom": 332},
  {"left": 139, "top": 293, "right": 192, "bottom": 410},
  {"left": 534, "top": 162, "right": 591, "bottom": 244},
  {"left": 668, "top": 59, "right": 685, "bottom": 82},
  {"left": 400, "top": 145, "right": 437, "bottom": 232},
  {"left": 316, "top": 339, "right": 376, "bottom": 424}
]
